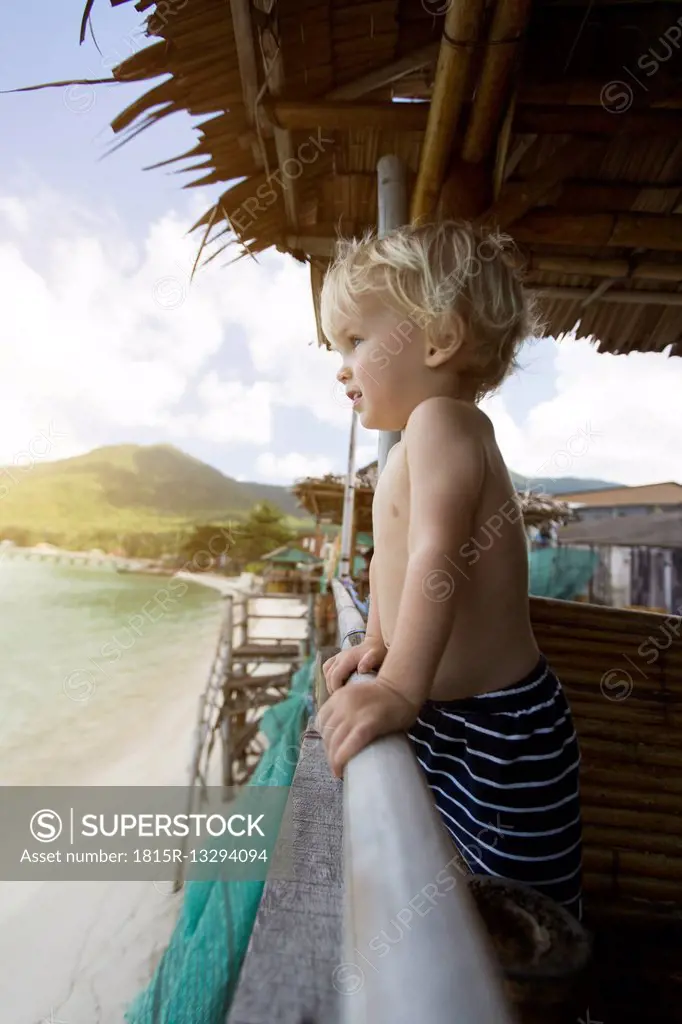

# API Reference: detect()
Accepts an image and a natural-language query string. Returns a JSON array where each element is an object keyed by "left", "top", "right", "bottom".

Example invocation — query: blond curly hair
[{"left": 320, "top": 220, "right": 543, "bottom": 399}]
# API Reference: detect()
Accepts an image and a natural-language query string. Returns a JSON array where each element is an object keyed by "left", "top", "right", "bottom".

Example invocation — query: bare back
[{"left": 372, "top": 408, "right": 539, "bottom": 700}]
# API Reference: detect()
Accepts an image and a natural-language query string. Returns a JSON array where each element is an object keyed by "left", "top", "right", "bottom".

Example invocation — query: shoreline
[
  {"left": 175, "top": 569, "right": 263, "bottom": 597},
  {"left": 0, "top": 682, "right": 208, "bottom": 1023},
  {"left": 0, "top": 585, "right": 226, "bottom": 1022}
]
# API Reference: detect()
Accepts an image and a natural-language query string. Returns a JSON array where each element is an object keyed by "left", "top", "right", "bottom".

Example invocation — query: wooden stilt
[{"left": 338, "top": 410, "right": 357, "bottom": 577}]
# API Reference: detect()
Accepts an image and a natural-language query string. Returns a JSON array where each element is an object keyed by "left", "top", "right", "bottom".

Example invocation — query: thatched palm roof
[
  {"left": 293, "top": 461, "right": 572, "bottom": 531},
  {"left": 71, "top": 1, "right": 682, "bottom": 355}
]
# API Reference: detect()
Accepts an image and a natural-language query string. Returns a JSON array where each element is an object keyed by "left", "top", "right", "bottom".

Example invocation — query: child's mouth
[{"left": 346, "top": 388, "right": 363, "bottom": 407}]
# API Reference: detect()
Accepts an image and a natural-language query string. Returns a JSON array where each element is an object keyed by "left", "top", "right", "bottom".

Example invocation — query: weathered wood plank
[{"left": 227, "top": 723, "right": 344, "bottom": 1024}]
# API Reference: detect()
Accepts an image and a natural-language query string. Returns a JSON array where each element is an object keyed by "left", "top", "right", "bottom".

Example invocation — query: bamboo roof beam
[
  {"left": 519, "top": 80, "right": 682, "bottom": 109},
  {"left": 410, "top": 0, "right": 486, "bottom": 221},
  {"left": 266, "top": 98, "right": 429, "bottom": 131},
  {"left": 555, "top": 181, "right": 682, "bottom": 215},
  {"left": 514, "top": 104, "right": 682, "bottom": 136},
  {"left": 462, "top": 0, "right": 532, "bottom": 164},
  {"left": 260, "top": 21, "right": 299, "bottom": 229},
  {"left": 229, "top": 0, "right": 266, "bottom": 168},
  {"left": 285, "top": 234, "right": 338, "bottom": 257},
  {"left": 531, "top": 287, "right": 682, "bottom": 307},
  {"left": 266, "top": 99, "right": 682, "bottom": 137},
  {"left": 513, "top": 211, "right": 682, "bottom": 251},
  {"left": 290, "top": 207, "right": 682, "bottom": 256},
  {"left": 479, "top": 138, "right": 604, "bottom": 229},
  {"left": 324, "top": 42, "right": 439, "bottom": 101},
  {"left": 526, "top": 256, "right": 682, "bottom": 283}
]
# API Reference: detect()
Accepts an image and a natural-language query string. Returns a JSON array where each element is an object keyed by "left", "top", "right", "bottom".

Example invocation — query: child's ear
[{"left": 424, "top": 314, "right": 465, "bottom": 368}]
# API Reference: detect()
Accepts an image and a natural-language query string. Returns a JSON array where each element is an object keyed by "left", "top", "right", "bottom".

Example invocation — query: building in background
[
  {"left": 559, "top": 482, "right": 682, "bottom": 522},
  {"left": 558, "top": 511, "right": 682, "bottom": 612}
]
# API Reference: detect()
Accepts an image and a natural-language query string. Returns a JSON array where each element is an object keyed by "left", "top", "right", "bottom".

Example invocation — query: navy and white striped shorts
[{"left": 407, "top": 656, "right": 582, "bottom": 920}]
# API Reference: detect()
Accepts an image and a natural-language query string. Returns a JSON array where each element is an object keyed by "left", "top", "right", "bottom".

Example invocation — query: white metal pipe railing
[
  {"left": 376, "top": 153, "right": 404, "bottom": 471},
  {"left": 331, "top": 579, "right": 515, "bottom": 1024}
]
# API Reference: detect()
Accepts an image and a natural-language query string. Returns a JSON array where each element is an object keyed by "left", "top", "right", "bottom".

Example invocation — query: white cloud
[
  {"left": 0, "top": 197, "right": 29, "bottom": 234},
  {"left": 355, "top": 443, "right": 378, "bottom": 469},
  {"left": 484, "top": 336, "right": 682, "bottom": 487},
  {"left": 187, "top": 374, "right": 273, "bottom": 445},
  {"left": 0, "top": 185, "right": 348, "bottom": 469},
  {"left": 2, "top": 184, "right": 680, "bottom": 487},
  {"left": 255, "top": 451, "right": 333, "bottom": 482}
]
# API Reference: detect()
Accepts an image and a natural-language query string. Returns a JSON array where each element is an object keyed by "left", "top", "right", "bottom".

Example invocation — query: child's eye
[{"left": 349, "top": 335, "right": 363, "bottom": 348}]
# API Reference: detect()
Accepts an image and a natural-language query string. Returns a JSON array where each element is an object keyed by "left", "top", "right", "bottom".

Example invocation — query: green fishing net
[{"left": 125, "top": 656, "right": 314, "bottom": 1024}]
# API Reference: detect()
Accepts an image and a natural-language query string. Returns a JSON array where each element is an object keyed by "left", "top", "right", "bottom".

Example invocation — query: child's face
[{"left": 333, "top": 294, "right": 428, "bottom": 430}]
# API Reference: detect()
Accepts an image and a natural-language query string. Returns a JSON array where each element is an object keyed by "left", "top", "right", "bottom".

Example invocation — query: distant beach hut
[{"left": 260, "top": 545, "right": 323, "bottom": 594}]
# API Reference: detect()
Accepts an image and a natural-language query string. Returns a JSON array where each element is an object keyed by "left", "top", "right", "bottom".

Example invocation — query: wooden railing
[{"left": 331, "top": 579, "right": 514, "bottom": 1024}]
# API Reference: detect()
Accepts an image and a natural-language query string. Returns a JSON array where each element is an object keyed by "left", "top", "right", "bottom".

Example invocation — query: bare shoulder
[
  {"left": 405, "top": 397, "right": 492, "bottom": 443},
  {"left": 404, "top": 398, "right": 487, "bottom": 498}
]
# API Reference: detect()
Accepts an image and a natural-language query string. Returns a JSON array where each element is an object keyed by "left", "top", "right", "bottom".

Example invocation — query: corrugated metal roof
[
  {"left": 559, "top": 511, "right": 682, "bottom": 548},
  {"left": 261, "top": 545, "right": 322, "bottom": 565}
]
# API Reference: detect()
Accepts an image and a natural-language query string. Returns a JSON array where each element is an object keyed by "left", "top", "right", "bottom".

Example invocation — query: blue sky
[{"left": 2, "top": 1, "right": 680, "bottom": 486}]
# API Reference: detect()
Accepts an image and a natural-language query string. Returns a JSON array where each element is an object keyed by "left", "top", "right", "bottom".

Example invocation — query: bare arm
[
  {"left": 376, "top": 398, "right": 485, "bottom": 707},
  {"left": 318, "top": 399, "right": 485, "bottom": 776},
  {"left": 365, "top": 553, "right": 383, "bottom": 643}
]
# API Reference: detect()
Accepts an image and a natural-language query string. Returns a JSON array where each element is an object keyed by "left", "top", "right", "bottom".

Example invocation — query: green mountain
[
  {"left": 509, "top": 472, "right": 620, "bottom": 495},
  {"left": 0, "top": 444, "right": 306, "bottom": 550},
  {"left": 0, "top": 442, "right": 620, "bottom": 551}
]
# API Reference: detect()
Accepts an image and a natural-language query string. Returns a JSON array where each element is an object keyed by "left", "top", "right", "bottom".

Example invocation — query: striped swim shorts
[{"left": 407, "top": 655, "right": 582, "bottom": 920}]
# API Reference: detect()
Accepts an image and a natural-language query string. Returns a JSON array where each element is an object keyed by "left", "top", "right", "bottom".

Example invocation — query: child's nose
[{"left": 336, "top": 363, "right": 351, "bottom": 384}]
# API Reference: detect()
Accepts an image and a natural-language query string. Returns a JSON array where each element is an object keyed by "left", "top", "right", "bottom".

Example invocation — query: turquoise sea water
[{"left": 0, "top": 560, "right": 224, "bottom": 784}]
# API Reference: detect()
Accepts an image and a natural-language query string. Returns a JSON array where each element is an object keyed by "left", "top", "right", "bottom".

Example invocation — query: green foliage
[
  {"left": 229, "top": 502, "right": 295, "bottom": 571},
  {"left": 179, "top": 504, "right": 294, "bottom": 573}
]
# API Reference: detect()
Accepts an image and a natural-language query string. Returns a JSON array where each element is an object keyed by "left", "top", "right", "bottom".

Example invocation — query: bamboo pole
[
  {"left": 265, "top": 99, "right": 682, "bottom": 137},
  {"left": 581, "top": 765, "right": 682, "bottom": 796},
  {"left": 531, "top": 596, "right": 677, "bottom": 630},
  {"left": 513, "top": 210, "right": 682, "bottom": 251},
  {"left": 462, "top": 0, "right": 532, "bottom": 164},
  {"left": 531, "top": 286, "right": 682, "bottom": 307},
  {"left": 579, "top": 736, "right": 682, "bottom": 769},
  {"left": 514, "top": 104, "right": 682, "bottom": 136},
  {"left": 584, "top": 847, "right": 682, "bottom": 883},
  {"left": 526, "top": 255, "right": 682, "bottom": 283},
  {"left": 570, "top": 700, "right": 682, "bottom": 727},
  {"left": 268, "top": 98, "right": 429, "bottom": 131},
  {"left": 582, "top": 804, "right": 682, "bottom": 837},
  {"left": 583, "top": 825, "right": 682, "bottom": 858},
  {"left": 260, "top": 24, "right": 299, "bottom": 228},
  {"left": 410, "top": 0, "right": 486, "bottom": 221},
  {"left": 229, "top": 0, "right": 265, "bottom": 168},
  {"left": 338, "top": 410, "right": 358, "bottom": 578},
  {"left": 518, "top": 79, "right": 682, "bottom": 109},
  {"left": 581, "top": 786, "right": 682, "bottom": 816},
  {"left": 582, "top": 872, "right": 682, "bottom": 903}
]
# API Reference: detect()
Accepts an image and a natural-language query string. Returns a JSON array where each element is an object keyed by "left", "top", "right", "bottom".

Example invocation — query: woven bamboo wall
[{"left": 530, "top": 596, "right": 682, "bottom": 909}]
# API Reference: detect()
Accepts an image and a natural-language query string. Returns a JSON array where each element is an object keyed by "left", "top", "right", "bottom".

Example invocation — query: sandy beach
[
  {"left": 0, "top": 570, "right": 310, "bottom": 1024},
  {"left": 0, "top": 654, "right": 209, "bottom": 1024},
  {"left": 0, "top": 571, "right": 278, "bottom": 1024}
]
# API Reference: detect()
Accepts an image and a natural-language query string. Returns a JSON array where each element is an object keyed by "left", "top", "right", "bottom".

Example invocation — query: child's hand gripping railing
[{"left": 330, "top": 578, "right": 516, "bottom": 1024}]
